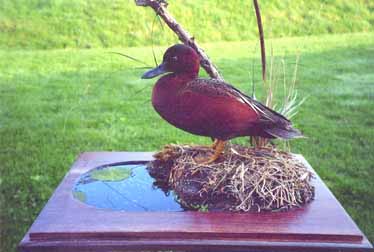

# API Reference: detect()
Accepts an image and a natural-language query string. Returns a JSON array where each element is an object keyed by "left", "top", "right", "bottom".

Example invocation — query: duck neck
[
  {"left": 153, "top": 71, "right": 197, "bottom": 104},
  {"left": 163, "top": 71, "right": 198, "bottom": 88},
  {"left": 176, "top": 71, "right": 198, "bottom": 83}
]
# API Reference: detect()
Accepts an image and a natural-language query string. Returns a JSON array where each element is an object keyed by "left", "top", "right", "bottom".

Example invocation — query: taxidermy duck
[{"left": 142, "top": 44, "right": 302, "bottom": 164}]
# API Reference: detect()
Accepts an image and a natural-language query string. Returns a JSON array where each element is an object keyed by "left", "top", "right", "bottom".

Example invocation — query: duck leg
[
  {"left": 211, "top": 139, "right": 219, "bottom": 149},
  {"left": 197, "top": 140, "right": 226, "bottom": 164}
]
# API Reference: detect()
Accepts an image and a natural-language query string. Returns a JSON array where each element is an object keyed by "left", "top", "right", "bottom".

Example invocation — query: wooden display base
[{"left": 19, "top": 152, "right": 373, "bottom": 252}]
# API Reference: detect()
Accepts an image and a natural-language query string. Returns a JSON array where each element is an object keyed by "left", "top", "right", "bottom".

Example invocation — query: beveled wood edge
[
  {"left": 29, "top": 231, "right": 363, "bottom": 243},
  {"left": 19, "top": 237, "right": 374, "bottom": 252}
]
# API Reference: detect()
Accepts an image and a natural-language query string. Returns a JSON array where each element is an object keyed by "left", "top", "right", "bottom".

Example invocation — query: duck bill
[{"left": 141, "top": 63, "right": 168, "bottom": 79}]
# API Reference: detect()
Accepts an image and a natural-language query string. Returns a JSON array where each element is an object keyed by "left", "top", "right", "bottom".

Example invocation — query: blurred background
[
  {"left": 1, "top": 0, "right": 373, "bottom": 49},
  {"left": 0, "top": 1, "right": 373, "bottom": 251}
]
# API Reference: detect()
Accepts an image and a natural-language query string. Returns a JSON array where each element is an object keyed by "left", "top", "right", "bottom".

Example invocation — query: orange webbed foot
[{"left": 194, "top": 140, "right": 226, "bottom": 165}]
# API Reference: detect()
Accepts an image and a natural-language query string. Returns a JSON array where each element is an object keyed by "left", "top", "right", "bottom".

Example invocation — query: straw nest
[{"left": 148, "top": 144, "right": 315, "bottom": 212}]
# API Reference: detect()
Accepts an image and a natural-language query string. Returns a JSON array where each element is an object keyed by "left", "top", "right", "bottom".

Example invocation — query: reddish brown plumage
[{"left": 142, "top": 44, "right": 302, "bottom": 141}]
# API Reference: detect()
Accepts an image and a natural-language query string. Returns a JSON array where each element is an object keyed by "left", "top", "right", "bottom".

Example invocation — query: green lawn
[
  {"left": 1, "top": 0, "right": 373, "bottom": 49},
  {"left": 1, "top": 33, "right": 374, "bottom": 251}
]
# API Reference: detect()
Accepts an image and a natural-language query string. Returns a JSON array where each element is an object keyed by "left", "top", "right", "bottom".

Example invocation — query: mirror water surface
[{"left": 73, "top": 163, "right": 183, "bottom": 211}]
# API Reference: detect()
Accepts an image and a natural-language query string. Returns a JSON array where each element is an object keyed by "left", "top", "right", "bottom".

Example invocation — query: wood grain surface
[{"left": 18, "top": 152, "right": 374, "bottom": 252}]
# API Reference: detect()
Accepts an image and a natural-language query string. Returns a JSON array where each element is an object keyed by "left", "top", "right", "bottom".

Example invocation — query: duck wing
[{"left": 184, "top": 78, "right": 303, "bottom": 139}]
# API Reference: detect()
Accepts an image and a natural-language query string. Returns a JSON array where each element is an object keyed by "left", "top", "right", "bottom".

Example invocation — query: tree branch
[
  {"left": 253, "top": 0, "right": 266, "bottom": 82},
  {"left": 135, "top": 0, "right": 224, "bottom": 81},
  {"left": 252, "top": 0, "right": 268, "bottom": 147}
]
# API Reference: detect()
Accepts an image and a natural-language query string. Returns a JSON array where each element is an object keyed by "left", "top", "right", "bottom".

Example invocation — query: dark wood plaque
[{"left": 19, "top": 152, "right": 374, "bottom": 252}]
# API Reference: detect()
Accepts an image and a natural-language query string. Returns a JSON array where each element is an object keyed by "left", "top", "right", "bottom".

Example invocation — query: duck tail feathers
[{"left": 265, "top": 126, "right": 304, "bottom": 140}]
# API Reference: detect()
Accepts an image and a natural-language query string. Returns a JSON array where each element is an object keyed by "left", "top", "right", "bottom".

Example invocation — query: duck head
[{"left": 141, "top": 44, "right": 200, "bottom": 79}]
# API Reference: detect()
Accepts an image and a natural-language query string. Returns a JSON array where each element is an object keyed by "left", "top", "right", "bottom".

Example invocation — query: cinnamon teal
[{"left": 142, "top": 44, "right": 302, "bottom": 164}]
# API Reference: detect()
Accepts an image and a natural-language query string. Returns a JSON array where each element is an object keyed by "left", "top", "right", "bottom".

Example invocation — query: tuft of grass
[
  {"left": 276, "top": 56, "right": 307, "bottom": 120},
  {"left": 251, "top": 50, "right": 306, "bottom": 148},
  {"left": 0, "top": 33, "right": 374, "bottom": 251},
  {"left": 266, "top": 54, "right": 307, "bottom": 120},
  {"left": 0, "top": 0, "right": 373, "bottom": 49}
]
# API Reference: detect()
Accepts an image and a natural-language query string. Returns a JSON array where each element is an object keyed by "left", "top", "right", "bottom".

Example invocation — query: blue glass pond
[{"left": 73, "top": 163, "right": 183, "bottom": 211}]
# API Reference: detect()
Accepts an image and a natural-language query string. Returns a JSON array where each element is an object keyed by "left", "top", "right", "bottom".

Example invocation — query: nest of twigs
[{"left": 148, "top": 144, "right": 314, "bottom": 212}]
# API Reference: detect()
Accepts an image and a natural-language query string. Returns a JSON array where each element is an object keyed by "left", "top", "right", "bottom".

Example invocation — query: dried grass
[
  {"left": 251, "top": 53, "right": 306, "bottom": 148},
  {"left": 149, "top": 144, "right": 315, "bottom": 212}
]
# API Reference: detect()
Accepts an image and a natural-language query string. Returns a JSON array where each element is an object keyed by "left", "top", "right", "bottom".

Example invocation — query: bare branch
[
  {"left": 252, "top": 0, "right": 268, "bottom": 148},
  {"left": 135, "top": 0, "right": 224, "bottom": 80},
  {"left": 253, "top": 0, "right": 266, "bottom": 82}
]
